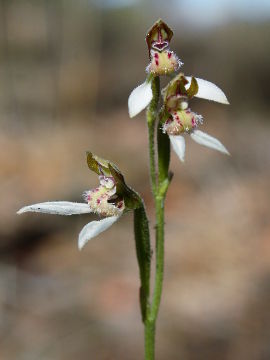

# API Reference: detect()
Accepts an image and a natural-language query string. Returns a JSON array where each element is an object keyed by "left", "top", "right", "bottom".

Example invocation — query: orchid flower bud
[{"left": 145, "top": 19, "right": 182, "bottom": 76}]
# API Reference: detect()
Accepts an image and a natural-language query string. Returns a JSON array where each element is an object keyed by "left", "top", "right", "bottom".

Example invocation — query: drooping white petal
[
  {"left": 185, "top": 76, "right": 229, "bottom": 104},
  {"left": 78, "top": 216, "right": 119, "bottom": 250},
  {"left": 169, "top": 135, "right": 186, "bottom": 162},
  {"left": 190, "top": 130, "right": 230, "bottom": 155},
  {"left": 128, "top": 81, "right": 153, "bottom": 118},
  {"left": 17, "top": 201, "right": 92, "bottom": 216}
]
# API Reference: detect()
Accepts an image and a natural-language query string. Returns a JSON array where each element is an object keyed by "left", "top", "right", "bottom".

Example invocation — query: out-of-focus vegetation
[{"left": 0, "top": 1, "right": 270, "bottom": 359}]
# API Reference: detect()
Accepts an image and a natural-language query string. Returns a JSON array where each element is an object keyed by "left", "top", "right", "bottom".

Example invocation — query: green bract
[{"left": 162, "top": 73, "right": 198, "bottom": 111}]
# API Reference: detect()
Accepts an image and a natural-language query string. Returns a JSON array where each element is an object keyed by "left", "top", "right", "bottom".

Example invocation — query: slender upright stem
[
  {"left": 147, "top": 119, "right": 157, "bottom": 195},
  {"left": 149, "top": 194, "right": 165, "bottom": 321},
  {"left": 144, "top": 320, "right": 155, "bottom": 360},
  {"left": 146, "top": 77, "right": 160, "bottom": 195},
  {"left": 144, "top": 194, "right": 165, "bottom": 360},
  {"left": 144, "top": 76, "right": 170, "bottom": 360}
]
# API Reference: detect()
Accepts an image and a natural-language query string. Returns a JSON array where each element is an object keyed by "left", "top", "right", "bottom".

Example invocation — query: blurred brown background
[{"left": 0, "top": 0, "right": 270, "bottom": 359}]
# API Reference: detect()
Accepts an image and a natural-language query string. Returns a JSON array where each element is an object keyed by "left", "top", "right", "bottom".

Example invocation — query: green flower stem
[
  {"left": 144, "top": 318, "right": 155, "bottom": 360},
  {"left": 146, "top": 76, "right": 160, "bottom": 195},
  {"left": 150, "top": 192, "right": 166, "bottom": 321},
  {"left": 144, "top": 76, "right": 170, "bottom": 360},
  {"left": 144, "top": 193, "right": 166, "bottom": 360},
  {"left": 147, "top": 119, "right": 156, "bottom": 194}
]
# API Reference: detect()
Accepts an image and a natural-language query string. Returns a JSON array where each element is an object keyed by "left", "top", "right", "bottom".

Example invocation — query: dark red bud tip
[{"left": 146, "top": 19, "right": 173, "bottom": 55}]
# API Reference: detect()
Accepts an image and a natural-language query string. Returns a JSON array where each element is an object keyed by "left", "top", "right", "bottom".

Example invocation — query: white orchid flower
[
  {"left": 17, "top": 176, "right": 124, "bottom": 250},
  {"left": 17, "top": 153, "right": 141, "bottom": 250},
  {"left": 128, "top": 19, "right": 182, "bottom": 118},
  {"left": 128, "top": 72, "right": 229, "bottom": 117},
  {"left": 128, "top": 73, "right": 229, "bottom": 160},
  {"left": 161, "top": 73, "right": 229, "bottom": 162}
]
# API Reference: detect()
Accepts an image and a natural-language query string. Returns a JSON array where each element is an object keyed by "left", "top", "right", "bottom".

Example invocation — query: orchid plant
[
  {"left": 127, "top": 19, "right": 229, "bottom": 359},
  {"left": 17, "top": 19, "right": 229, "bottom": 360}
]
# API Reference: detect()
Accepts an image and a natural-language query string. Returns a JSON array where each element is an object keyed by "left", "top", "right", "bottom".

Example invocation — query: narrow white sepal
[
  {"left": 190, "top": 130, "right": 230, "bottom": 155},
  {"left": 78, "top": 216, "right": 119, "bottom": 250},
  {"left": 169, "top": 135, "right": 186, "bottom": 162},
  {"left": 17, "top": 201, "right": 92, "bottom": 216},
  {"left": 128, "top": 81, "right": 153, "bottom": 118},
  {"left": 185, "top": 76, "right": 229, "bottom": 105}
]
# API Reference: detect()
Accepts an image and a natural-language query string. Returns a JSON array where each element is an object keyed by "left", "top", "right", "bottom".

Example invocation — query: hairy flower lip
[
  {"left": 146, "top": 50, "right": 182, "bottom": 76},
  {"left": 163, "top": 109, "right": 203, "bottom": 136}
]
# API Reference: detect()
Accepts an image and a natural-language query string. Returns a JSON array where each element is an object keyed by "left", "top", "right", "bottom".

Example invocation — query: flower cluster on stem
[
  {"left": 129, "top": 20, "right": 229, "bottom": 162},
  {"left": 128, "top": 18, "right": 230, "bottom": 359}
]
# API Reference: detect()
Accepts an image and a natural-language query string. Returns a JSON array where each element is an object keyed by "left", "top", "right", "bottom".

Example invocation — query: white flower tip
[
  {"left": 191, "top": 130, "right": 230, "bottom": 156},
  {"left": 128, "top": 81, "right": 153, "bottom": 118},
  {"left": 169, "top": 135, "right": 186, "bottom": 163},
  {"left": 78, "top": 216, "right": 119, "bottom": 250},
  {"left": 220, "top": 96, "right": 230, "bottom": 105},
  {"left": 185, "top": 76, "right": 229, "bottom": 105},
  {"left": 17, "top": 207, "right": 25, "bottom": 215},
  {"left": 78, "top": 240, "right": 85, "bottom": 251}
]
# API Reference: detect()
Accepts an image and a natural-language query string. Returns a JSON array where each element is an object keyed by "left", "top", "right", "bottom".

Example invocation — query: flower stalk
[
  {"left": 146, "top": 76, "right": 160, "bottom": 195},
  {"left": 144, "top": 76, "right": 170, "bottom": 360}
]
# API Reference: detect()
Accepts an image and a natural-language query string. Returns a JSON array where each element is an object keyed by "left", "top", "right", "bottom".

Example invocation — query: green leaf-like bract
[
  {"left": 86, "top": 152, "right": 111, "bottom": 176},
  {"left": 134, "top": 204, "right": 151, "bottom": 322},
  {"left": 186, "top": 76, "right": 198, "bottom": 98},
  {"left": 158, "top": 125, "right": 170, "bottom": 184},
  {"left": 108, "top": 164, "right": 141, "bottom": 210}
]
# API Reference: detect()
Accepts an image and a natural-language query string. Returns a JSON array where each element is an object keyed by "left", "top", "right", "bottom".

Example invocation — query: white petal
[
  {"left": 169, "top": 135, "right": 186, "bottom": 162},
  {"left": 17, "top": 201, "right": 92, "bottom": 216},
  {"left": 185, "top": 76, "right": 229, "bottom": 104},
  {"left": 78, "top": 216, "right": 119, "bottom": 250},
  {"left": 128, "top": 81, "right": 153, "bottom": 118},
  {"left": 190, "top": 130, "right": 230, "bottom": 155}
]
